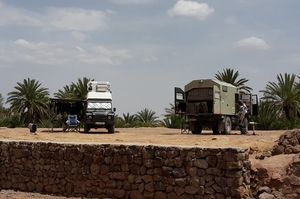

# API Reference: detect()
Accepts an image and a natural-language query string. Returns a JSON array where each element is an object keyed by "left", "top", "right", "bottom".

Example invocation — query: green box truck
[{"left": 175, "top": 79, "right": 258, "bottom": 134}]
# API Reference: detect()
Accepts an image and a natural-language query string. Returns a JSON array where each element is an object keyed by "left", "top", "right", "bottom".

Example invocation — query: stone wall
[{"left": 0, "top": 141, "right": 251, "bottom": 199}]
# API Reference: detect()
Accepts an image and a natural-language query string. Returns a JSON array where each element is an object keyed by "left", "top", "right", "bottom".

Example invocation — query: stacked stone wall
[{"left": 0, "top": 141, "right": 251, "bottom": 198}]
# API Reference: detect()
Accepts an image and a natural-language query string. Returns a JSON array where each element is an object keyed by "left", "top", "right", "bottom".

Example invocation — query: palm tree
[
  {"left": 163, "top": 103, "right": 184, "bottom": 129},
  {"left": 7, "top": 78, "right": 49, "bottom": 123},
  {"left": 260, "top": 73, "right": 300, "bottom": 121},
  {"left": 0, "top": 93, "right": 3, "bottom": 109},
  {"left": 164, "top": 103, "right": 175, "bottom": 116},
  {"left": 255, "top": 101, "right": 283, "bottom": 130},
  {"left": 54, "top": 85, "right": 76, "bottom": 99},
  {"left": 135, "top": 108, "right": 160, "bottom": 127},
  {"left": 54, "top": 77, "right": 91, "bottom": 100},
  {"left": 71, "top": 77, "right": 90, "bottom": 100},
  {"left": 215, "top": 68, "right": 252, "bottom": 93},
  {"left": 119, "top": 113, "right": 137, "bottom": 128}
]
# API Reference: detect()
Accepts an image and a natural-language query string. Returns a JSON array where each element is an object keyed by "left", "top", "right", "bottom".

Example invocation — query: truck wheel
[
  {"left": 212, "top": 123, "right": 219, "bottom": 134},
  {"left": 192, "top": 124, "right": 202, "bottom": 134},
  {"left": 240, "top": 118, "right": 249, "bottom": 134},
  {"left": 84, "top": 125, "right": 90, "bottom": 133},
  {"left": 108, "top": 125, "right": 115, "bottom": 134},
  {"left": 221, "top": 116, "right": 232, "bottom": 134}
]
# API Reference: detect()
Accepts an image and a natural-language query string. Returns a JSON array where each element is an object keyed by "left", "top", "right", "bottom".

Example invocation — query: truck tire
[
  {"left": 212, "top": 122, "right": 220, "bottom": 134},
  {"left": 191, "top": 123, "right": 202, "bottom": 134},
  {"left": 221, "top": 116, "right": 232, "bottom": 134},
  {"left": 84, "top": 125, "right": 90, "bottom": 133},
  {"left": 240, "top": 118, "right": 249, "bottom": 134},
  {"left": 108, "top": 125, "right": 115, "bottom": 134}
]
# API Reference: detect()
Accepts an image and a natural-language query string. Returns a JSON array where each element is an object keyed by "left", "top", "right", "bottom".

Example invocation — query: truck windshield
[{"left": 87, "top": 101, "right": 112, "bottom": 110}]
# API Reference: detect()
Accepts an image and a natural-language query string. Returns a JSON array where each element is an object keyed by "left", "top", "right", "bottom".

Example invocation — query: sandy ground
[
  {"left": 0, "top": 127, "right": 285, "bottom": 198},
  {"left": 0, "top": 127, "right": 283, "bottom": 151}
]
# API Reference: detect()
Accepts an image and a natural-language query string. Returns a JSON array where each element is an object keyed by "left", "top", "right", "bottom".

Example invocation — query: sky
[{"left": 0, "top": 0, "right": 300, "bottom": 117}]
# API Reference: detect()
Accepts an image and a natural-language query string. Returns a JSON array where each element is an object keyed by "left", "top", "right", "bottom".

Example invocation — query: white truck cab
[{"left": 84, "top": 81, "right": 116, "bottom": 133}]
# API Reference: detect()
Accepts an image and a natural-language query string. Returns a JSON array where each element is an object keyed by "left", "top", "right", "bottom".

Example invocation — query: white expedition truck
[{"left": 84, "top": 81, "right": 116, "bottom": 133}]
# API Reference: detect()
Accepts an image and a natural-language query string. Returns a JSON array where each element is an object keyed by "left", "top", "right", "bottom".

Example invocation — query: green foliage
[
  {"left": 255, "top": 101, "right": 285, "bottom": 130},
  {"left": 72, "top": 77, "right": 90, "bottom": 100},
  {"left": 256, "top": 74, "right": 300, "bottom": 129},
  {"left": 215, "top": 68, "right": 252, "bottom": 93},
  {"left": 260, "top": 73, "right": 300, "bottom": 122},
  {"left": 115, "top": 115, "right": 123, "bottom": 128},
  {"left": 135, "top": 108, "right": 160, "bottom": 127},
  {"left": 0, "top": 93, "right": 3, "bottom": 108},
  {"left": 0, "top": 113, "right": 25, "bottom": 128},
  {"left": 116, "top": 113, "right": 137, "bottom": 128},
  {"left": 162, "top": 115, "right": 184, "bottom": 129},
  {"left": 6, "top": 78, "right": 49, "bottom": 124},
  {"left": 54, "top": 85, "right": 76, "bottom": 99},
  {"left": 162, "top": 103, "right": 184, "bottom": 129},
  {"left": 54, "top": 77, "right": 90, "bottom": 100}
]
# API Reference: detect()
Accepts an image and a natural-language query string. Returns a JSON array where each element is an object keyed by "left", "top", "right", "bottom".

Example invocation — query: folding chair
[{"left": 65, "top": 114, "right": 80, "bottom": 132}]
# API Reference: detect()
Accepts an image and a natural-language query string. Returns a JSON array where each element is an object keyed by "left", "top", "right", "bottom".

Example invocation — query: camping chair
[{"left": 65, "top": 114, "right": 80, "bottom": 132}]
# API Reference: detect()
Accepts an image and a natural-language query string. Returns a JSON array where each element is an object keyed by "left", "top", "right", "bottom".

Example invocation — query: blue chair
[{"left": 65, "top": 114, "right": 80, "bottom": 132}]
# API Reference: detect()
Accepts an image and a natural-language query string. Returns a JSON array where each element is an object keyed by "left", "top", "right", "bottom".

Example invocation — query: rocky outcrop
[
  {"left": 284, "top": 154, "right": 300, "bottom": 198},
  {"left": 0, "top": 141, "right": 251, "bottom": 198},
  {"left": 251, "top": 129, "right": 300, "bottom": 199},
  {"left": 272, "top": 129, "right": 300, "bottom": 155}
]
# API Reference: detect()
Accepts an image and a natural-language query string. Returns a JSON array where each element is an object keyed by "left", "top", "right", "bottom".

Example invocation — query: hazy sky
[{"left": 0, "top": 0, "right": 300, "bottom": 116}]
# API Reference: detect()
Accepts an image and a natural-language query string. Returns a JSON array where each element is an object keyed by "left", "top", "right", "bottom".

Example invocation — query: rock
[
  {"left": 271, "top": 190, "right": 285, "bottom": 199},
  {"left": 258, "top": 192, "right": 275, "bottom": 199},
  {"left": 289, "top": 154, "right": 300, "bottom": 177},
  {"left": 190, "top": 177, "right": 199, "bottom": 187},
  {"left": 187, "top": 167, "right": 197, "bottom": 176},
  {"left": 174, "top": 157, "right": 183, "bottom": 167},
  {"left": 90, "top": 163, "right": 100, "bottom": 175},
  {"left": 257, "top": 167, "right": 269, "bottom": 179},
  {"left": 285, "top": 147, "right": 293, "bottom": 154},
  {"left": 145, "top": 183, "right": 155, "bottom": 192},
  {"left": 109, "top": 172, "right": 128, "bottom": 180},
  {"left": 272, "top": 129, "right": 300, "bottom": 155},
  {"left": 272, "top": 145, "right": 285, "bottom": 155},
  {"left": 167, "top": 192, "right": 180, "bottom": 199},
  {"left": 292, "top": 145, "right": 300, "bottom": 153},
  {"left": 258, "top": 186, "right": 272, "bottom": 194},
  {"left": 128, "top": 174, "right": 136, "bottom": 183},
  {"left": 173, "top": 168, "right": 186, "bottom": 178},
  {"left": 100, "top": 165, "right": 110, "bottom": 175},
  {"left": 175, "top": 187, "right": 185, "bottom": 196},
  {"left": 225, "top": 161, "right": 243, "bottom": 170},
  {"left": 175, "top": 178, "right": 186, "bottom": 187},
  {"left": 193, "top": 159, "right": 208, "bottom": 169},
  {"left": 154, "top": 191, "right": 167, "bottom": 199},
  {"left": 154, "top": 181, "right": 165, "bottom": 191},
  {"left": 288, "top": 174, "right": 300, "bottom": 186},
  {"left": 130, "top": 190, "right": 143, "bottom": 199},
  {"left": 113, "top": 189, "right": 125, "bottom": 198},
  {"left": 142, "top": 175, "right": 153, "bottom": 183},
  {"left": 255, "top": 154, "right": 265, "bottom": 160},
  {"left": 26, "top": 182, "right": 35, "bottom": 192},
  {"left": 184, "top": 185, "right": 199, "bottom": 194},
  {"left": 206, "top": 156, "right": 217, "bottom": 167}
]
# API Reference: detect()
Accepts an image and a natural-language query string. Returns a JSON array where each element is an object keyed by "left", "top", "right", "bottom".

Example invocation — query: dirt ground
[
  {"left": 0, "top": 127, "right": 285, "bottom": 198},
  {"left": 0, "top": 127, "right": 283, "bottom": 151}
]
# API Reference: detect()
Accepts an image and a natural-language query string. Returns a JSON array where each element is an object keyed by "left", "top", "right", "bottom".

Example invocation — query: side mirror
[{"left": 113, "top": 108, "right": 116, "bottom": 112}]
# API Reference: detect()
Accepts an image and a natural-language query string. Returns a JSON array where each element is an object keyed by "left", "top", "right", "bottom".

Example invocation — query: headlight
[
  {"left": 108, "top": 115, "right": 111, "bottom": 120},
  {"left": 88, "top": 115, "right": 92, "bottom": 119}
]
